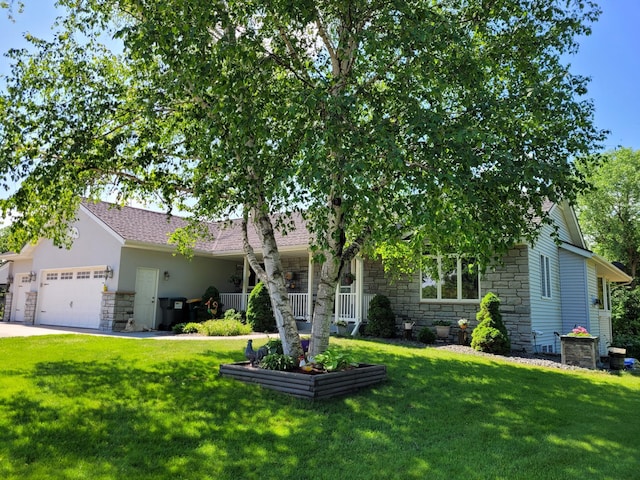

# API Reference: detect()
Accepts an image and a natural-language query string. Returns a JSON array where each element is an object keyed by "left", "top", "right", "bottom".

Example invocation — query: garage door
[{"left": 37, "top": 268, "right": 105, "bottom": 328}]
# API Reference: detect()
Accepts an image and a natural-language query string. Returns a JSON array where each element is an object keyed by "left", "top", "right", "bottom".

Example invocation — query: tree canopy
[
  {"left": 577, "top": 147, "right": 640, "bottom": 281},
  {"left": 0, "top": 0, "right": 604, "bottom": 355}
]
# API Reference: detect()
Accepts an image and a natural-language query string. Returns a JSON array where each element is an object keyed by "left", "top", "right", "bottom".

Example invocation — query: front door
[{"left": 133, "top": 268, "right": 159, "bottom": 330}]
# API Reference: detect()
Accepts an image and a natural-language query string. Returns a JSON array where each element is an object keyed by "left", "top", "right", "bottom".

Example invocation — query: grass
[{"left": 0, "top": 335, "right": 638, "bottom": 480}]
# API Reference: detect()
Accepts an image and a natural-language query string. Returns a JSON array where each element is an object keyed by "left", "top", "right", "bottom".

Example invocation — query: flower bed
[{"left": 219, "top": 362, "right": 386, "bottom": 399}]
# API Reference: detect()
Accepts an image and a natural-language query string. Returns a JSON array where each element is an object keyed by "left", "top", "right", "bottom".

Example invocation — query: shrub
[
  {"left": 196, "top": 319, "right": 252, "bottom": 336},
  {"left": 260, "top": 353, "right": 295, "bottom": 371},
  {"left": 313, "top": 348, "right": 357, "bottom": 372},
  {"left": 417, "top": 327, "right": 436, "bottom": 344},
  {"left": 365, "top": 294, "right": 396, "bottom": 338},
  {"left": 172, "top": 323, "right": 187, "bottom": 334},
  {"left": 199, "top": 285, "right": 222, "bottom": 320},
  {"left": 611, "top": 333, "right": 640, "bottom": 359},
  {"left": 263, "top": 338, "right": 283, "bottom": 355},
  {"left": 183, "top": 322, "right": 201, "bottom": 334},
  {"left": 223, "top": 309, "right": 244, "bottom": 322},
  {"left": 612, "top": 286, "right": 640, "bottom": 337},
  {"left": 246, "top": 281, "right": 277, "bottom": 332},
  {"left": 471, "top": 292, "right": 511, "bottom": 355}
]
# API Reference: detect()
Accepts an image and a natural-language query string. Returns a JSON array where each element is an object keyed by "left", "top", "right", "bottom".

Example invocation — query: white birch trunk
[{"left": 242, "top": 209, "right": 303, "bottom": 359}]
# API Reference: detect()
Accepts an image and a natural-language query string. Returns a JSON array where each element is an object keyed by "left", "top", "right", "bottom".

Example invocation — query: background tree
[
  {"left": 0, "top": 0, "right": 604, "bottom": 356},
  {"left": 577, "top": 147, "right": 640, "bottom": 282}
]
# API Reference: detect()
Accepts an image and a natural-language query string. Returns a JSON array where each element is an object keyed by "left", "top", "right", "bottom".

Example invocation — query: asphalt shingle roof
[{"left": 82, "top": 201, "right": 311, "bottom": 255}]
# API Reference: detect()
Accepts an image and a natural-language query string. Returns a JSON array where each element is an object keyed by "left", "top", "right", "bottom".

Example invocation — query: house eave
[
  {"left": 559, "top": 242, "right": 632, "bottom": 283},
  {"left": 122, "top": 240, "right": 216, "bottom": 258},
  {"left": 591, "top": 253, "right": 633, "bottom": 284}
]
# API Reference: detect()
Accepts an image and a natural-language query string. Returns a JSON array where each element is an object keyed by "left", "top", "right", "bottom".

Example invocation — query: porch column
[
  {"left": 242, "top": 257, "right": 250, "bottom": 310},
  {"left": 307, "top": 253, "right": 314, "bottom": 322},
  {"left": 352, "top": 257, "right": 364, "bottom": 336}
]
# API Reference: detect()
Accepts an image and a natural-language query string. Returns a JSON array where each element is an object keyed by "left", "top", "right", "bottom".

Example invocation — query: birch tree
[{"left": 0, "top": 0, "right": 604, "bottom": 356}]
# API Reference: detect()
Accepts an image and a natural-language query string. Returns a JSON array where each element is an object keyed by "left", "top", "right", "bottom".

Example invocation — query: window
[
  {"left": 540, "top": 254, "right": 551, "bottom": 298},
  {"left": 60, "top": 272, "right": 73, "bottom": 280},
  {"left": 93, "top": 271, "right": 105, "bottom": 279},
  {"left": 597, "top": 277, "right": 609, "bottom": 310},
  {"left": 45, "top": 273, "right": 58, "bottom": 281},
  {"left": 77, "top": 271, "right": 91, "bottom": 279},
  {"left": 421, "top": 256, "right": 480, "bottom": 302}
]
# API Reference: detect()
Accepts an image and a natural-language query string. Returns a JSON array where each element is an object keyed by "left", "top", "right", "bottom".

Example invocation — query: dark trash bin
[
  {"left": 171, "top": 297, "right": 188, "bottom": 325},
  {"left": 186, "top": 298, "right": 201, "bottom": 322},
  {"left": 158, "top": 297, "right": 170, "bottom": 330},
  {"left": 608, "top": 347, "right": 626, "bottom": 370}
]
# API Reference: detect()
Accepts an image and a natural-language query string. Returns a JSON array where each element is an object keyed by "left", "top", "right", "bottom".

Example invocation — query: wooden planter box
[
  {"left": 219, "top": 362, "right": 386, "bottom": 400},
  {"left": 561, "top": 335, "right": 599, "bottom": 369}
]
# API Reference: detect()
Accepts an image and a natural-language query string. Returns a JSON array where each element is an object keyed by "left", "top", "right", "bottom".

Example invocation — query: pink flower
[{"left": 570, "top": 326, "right": 590, "bottom": 336}]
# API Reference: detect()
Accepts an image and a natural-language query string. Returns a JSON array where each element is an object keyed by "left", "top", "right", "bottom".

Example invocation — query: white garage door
[{"left": 38, "top": 268, "right": 105, "bottom": 329}]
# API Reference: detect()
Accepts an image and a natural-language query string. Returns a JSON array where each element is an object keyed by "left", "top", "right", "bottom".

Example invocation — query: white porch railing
[
  {"left": 220, "top": 293, "right": 247, "bottom": 313},
  {"left": 220, "top": 293, "right": 374, "bottom": 321},
  {"left": 220, "top": 292, "right": 309, "bottom": 320},
  {"left": 219, "top": 291, "right": 375, "bottom": 323}
]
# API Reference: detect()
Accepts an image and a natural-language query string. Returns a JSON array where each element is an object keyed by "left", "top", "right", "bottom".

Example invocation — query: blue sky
[{"left": 1, "top": 1, "right": 639, "bottom": 152}]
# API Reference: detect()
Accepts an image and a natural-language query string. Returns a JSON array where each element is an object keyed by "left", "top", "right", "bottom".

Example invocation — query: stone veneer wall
[
  {"left": 100, "top": 291, "right": 136, "bottom": 331},
  {"left": 24, "top": 291, "right": 38, "bottom": 325},
  {"left": 362, "top": 245, "right": 533, "bottom": 352},
  {"left": 280, "top": 257, "right": 312, "bottom": 293},
  {"left": 3, "top": 291, "right": 12, "bottom": 321},
  {"left": 561, "top": 335, "right": 599, "bottom": 369}
]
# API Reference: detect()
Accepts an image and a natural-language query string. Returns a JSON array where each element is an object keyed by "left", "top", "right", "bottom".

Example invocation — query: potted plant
[
  {"left": 335, "top": 319, "right": 348, "bottom": 335},
  {"left": 343, "top": 272, "right": 355, "bottom": 285},
  {"left": 458, "top": 318, "right": 469, "bottom": 330},
  {"left": 433, "top": 320, "right": 451, "bottom": 340},
  {"left": 228, "top": 274, "right": 242, "bottom": 288}
]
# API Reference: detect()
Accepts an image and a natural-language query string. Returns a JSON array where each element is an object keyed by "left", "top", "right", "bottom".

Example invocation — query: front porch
[{"left": 220, "top": 291, "right": 375, "bottom": 331}]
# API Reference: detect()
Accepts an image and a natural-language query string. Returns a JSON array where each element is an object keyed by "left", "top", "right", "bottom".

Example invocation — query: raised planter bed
[{"left": 219, "top": 362, "right": 386, "bottom": 400}]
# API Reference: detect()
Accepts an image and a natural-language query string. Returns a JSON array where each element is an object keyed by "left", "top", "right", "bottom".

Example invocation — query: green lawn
[{"left": 0, "top": 335, "right": 638, "bottom": 480}]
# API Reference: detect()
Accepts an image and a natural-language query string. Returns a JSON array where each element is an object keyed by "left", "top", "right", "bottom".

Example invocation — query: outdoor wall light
[
  {"left": 164, "top": 271, "right": 170, "bottom": 281},
  {"left": 29, "top": 271, "right": 37, "bottom": 282},
  {"left": 104, "top": 266, "right": 114, "bottom": 279}
]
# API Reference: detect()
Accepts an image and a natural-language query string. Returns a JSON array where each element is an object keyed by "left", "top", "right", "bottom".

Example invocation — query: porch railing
[
  {"left": 219, "top": 292, "right": 309, "bottom": 320},
  {"left": 219, "top": 291, "right": 375, "bottom": 323}
]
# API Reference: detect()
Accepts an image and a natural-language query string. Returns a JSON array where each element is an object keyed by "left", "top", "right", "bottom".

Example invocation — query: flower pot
[{"left": 435, "top": 325, "right": 450, "bottom": 340}]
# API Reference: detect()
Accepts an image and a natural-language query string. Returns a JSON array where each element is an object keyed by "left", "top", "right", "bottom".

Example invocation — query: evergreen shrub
[
  {"left": 470, "top": 292, "right": 511, "bottom": 355},
  {"left": 246, "top": 281, "right": 277, "bottom": 332},
  {"left": 199, "top": 285, "right": 222, "bottom": 319},
  {"left": 365, "top": 294, "right": 396, "bottom": 338},
  {"left": 417, "top": 327, "right": 436, "bottom": 344}
]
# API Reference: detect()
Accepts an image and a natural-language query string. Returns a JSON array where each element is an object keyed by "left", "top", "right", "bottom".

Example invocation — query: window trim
[
  {"left": 540, "top": 254, "right": 552, "bottom": 299},
  {"left": 420, "top": 255, "right": 481, "bottom": 303}
]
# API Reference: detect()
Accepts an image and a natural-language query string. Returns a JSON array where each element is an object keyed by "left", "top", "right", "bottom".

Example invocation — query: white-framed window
[
  {"left": 76, "top": 271, "right": 91, "bottom": 280},
  {"left": 421, "top": 256, "right": 480, "bottom": 302},
  {"left": 540, "top": 254, "right": 551, "bottom": 298},
  {"left": 60, "top": 272, "right": 73, "bottom": 280},
  {"left": 597, "top": 277, "right": 610, "bottom": 310},
  {"left": 45, "top": 273, "right": 58, "bottom": 281},
  {"left": 93, "top": 271, "right": 105, "bottom": 279}
]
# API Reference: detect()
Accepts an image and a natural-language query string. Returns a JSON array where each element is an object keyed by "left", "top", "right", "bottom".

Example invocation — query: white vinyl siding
[
  {"left": 529, "top": 205, "right": 571, "bottom": 353},
  {"left": 558, "top": 249, "right": 589, "bottom": 334}
]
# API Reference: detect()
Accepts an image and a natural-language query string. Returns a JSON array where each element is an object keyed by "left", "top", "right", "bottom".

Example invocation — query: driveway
[
  {"left": 0, "top": 322, "right": 171, "bottom": 338},
  {"left": 0, "top": 322, "right": 272, "bottom": 340}
]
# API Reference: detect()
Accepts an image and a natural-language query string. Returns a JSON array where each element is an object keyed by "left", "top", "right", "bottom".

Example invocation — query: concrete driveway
[
  {"left": 0, "top": 322, "right": 272, "bottom": 340},
  {"left": 0, "top": 322, "right": 173, "bottom": 339}
]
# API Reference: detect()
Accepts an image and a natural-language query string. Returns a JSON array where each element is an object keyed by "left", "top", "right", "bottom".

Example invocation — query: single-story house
[{"left": 1, "top": 199, "right": 630, "bottom": 355}]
